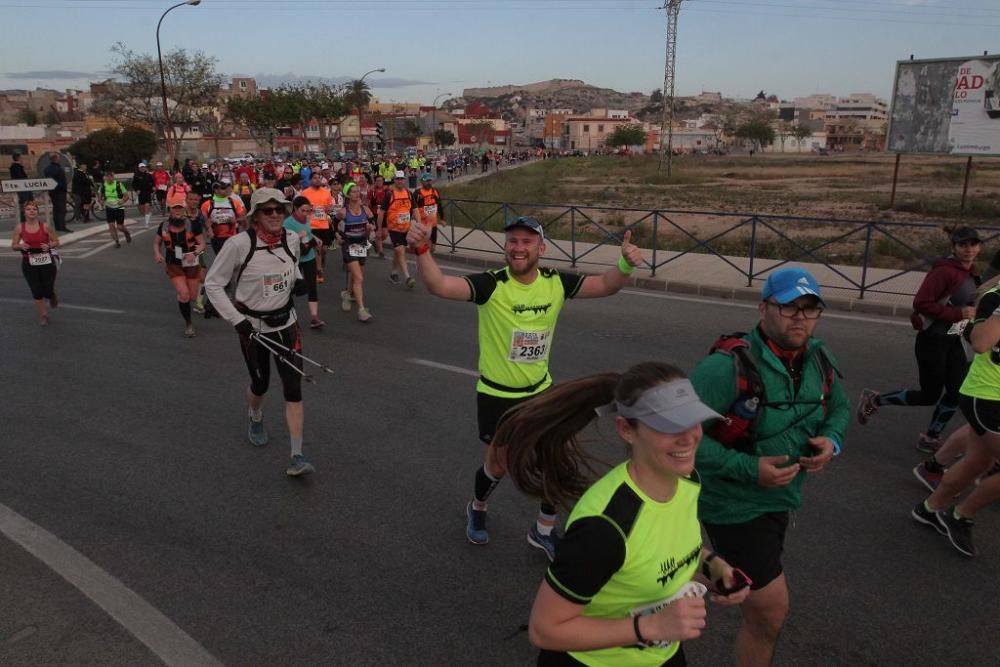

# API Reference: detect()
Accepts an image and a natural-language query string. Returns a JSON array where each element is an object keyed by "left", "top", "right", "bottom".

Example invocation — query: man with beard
[
  {"left": 688, "top": 267, "right": 848, "bottom": 667},
  {"left": 406, "top": 216, "right": 642, "bottom": 559}
]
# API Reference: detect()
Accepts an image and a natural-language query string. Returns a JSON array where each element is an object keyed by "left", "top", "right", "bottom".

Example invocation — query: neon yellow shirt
[
  {"left": 961, "top": 287, "right": 1000, "bottom": 401},
  {"left": 464, "top": 267, "right": 583, "bottom": 398},
  {"left": 546, "top": 462, "right": 703, "bottom": 666}
]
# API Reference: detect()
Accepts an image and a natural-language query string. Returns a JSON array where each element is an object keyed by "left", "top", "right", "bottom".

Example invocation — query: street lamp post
[
  {"left": 432, "top": 92, "right": 452, "bottom": 147},
  {"left": 356, "top": 67, "right": 385, "bottom": 155},
  {"left": 157, "top": 0, "right": 200, "bottom": 167}
]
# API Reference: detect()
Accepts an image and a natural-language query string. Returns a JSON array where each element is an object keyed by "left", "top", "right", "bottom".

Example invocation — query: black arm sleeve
[
  {"left": 545, "top": 516, "right": 625, "bottom": 605},
  {"left": 558, "top": 271, "right": 585, "bottom": 299},
  {"left": 974, "top": 291, "right": 1000, "bottom": 323},
  {"left": 464, "top": 271, "right": 498, "bottom": 305}
]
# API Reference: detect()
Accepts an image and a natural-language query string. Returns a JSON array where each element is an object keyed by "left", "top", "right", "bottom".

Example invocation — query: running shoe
[
  {"left": 913, "top": 461, "right": 944, "bottom": 492},
  {"left": 916, "top": 433, "right": 942, "bottom": 454},
  {"left": 123, "top": 228, "right": 132, "bottom": 244},
  {"left": 856, "top": 389, "right": 880, "bottom": 425},
  {"left": 405, "top": 276, "right": 417, "bottom": 290},
  {"left": 49, "top": 293, "right": 58, "bottom": 308},
  {"left": 911, "top": 500, "right": 945, "bottom": 535},
  {"left": 115, "top": 241, "right": 121, "bottom": 248},
  {"left": 936, "top": 508, "right": 976, "bottom": 556},
  {"left": 39, "top": 315, "right": 49, "bottom": 327},
  {"left": 191, "top": 303, "right": 205, "bottom": 315},
  {"left": 340, "top": 290, "right": 352, "bottom": 312},
  {"left": 465, "top": 502, "right": 489, "bottom": 545},
  {"left": 286, "top": 454, "right": 315, "bottom": 477},
  {"left": 527, "top": 525, "right": 560, "bottom": 562},
  {"left": 310, "top": 318, "right": 326, "bottom": 329},
  {"left": 357, "top": 307, "right": 373, "bottom": 323},
  {"left": 975, "top": 459, "right": 1000, "bottom": 486},
  {"left": 247, "top": 417, "right": 268, "bottom": 447},
  {"left": 184, "top": 324, "right": 196, "bottom": 338},
  {"left": 389, "top": 271, "right": 401, "bottom": 285}
]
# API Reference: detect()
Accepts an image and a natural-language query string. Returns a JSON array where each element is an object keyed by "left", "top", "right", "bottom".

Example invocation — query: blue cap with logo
[{"left": 761, "top": 267, "right": 825, "bottom": 305}]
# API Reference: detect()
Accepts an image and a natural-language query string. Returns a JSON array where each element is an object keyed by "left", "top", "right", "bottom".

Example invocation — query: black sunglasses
[{"left": 257, "top": 205, "right": 285, "bottom": 215}]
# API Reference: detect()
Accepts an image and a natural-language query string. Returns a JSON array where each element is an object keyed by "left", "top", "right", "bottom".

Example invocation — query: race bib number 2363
[{"left": 508, "top": 329, "right": 551, "bottom": 363}]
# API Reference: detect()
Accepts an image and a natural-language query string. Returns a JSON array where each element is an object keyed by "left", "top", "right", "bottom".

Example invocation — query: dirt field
[{"left": 440, "top": 154, "right": 1000, "bottom": 270}]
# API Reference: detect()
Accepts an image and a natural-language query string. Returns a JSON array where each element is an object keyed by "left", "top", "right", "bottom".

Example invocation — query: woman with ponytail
[{"left": 501, "top": 362, "right": 751, "bottom": 667}]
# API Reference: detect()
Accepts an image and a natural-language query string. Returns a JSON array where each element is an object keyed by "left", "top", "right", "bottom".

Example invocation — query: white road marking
[
  {"left": 0, "top": 502, "right": 224, "bottom": 667},
  {"left": 77, "top": 227, "right": 156, "bottom": 259},
  {"left": 0, "top": 297, "right": 124, "bottom": 314},
  {"left": 408, "top": 358, "right": 479, "bottom": 377}
]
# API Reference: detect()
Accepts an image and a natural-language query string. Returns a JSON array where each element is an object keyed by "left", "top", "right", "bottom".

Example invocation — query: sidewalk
[{"left": 436, "top": 224, "right": 921, "bottom": 318}]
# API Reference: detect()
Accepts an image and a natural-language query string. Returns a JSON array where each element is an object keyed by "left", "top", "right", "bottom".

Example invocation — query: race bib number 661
[{"left": 509, "top": 329, "right": 551, "bottom": 363}]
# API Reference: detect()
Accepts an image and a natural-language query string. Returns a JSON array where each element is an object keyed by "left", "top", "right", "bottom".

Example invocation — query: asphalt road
[{"left": 0, "top": 235, "right": 997, "bottom": 667}]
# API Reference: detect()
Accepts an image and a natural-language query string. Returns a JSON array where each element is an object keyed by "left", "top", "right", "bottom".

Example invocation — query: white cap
[
  {"left": 201, "top": 163, "right": 209, "bottom": 168},
  {"left": 138, "top": 162, "right": 147, "bottom": 167},
  {"left": 320, "top": 162, "right": 329, "bottom": 169},
  {"left": 394, "top": 170, "right": 406, "bottom": 179}
]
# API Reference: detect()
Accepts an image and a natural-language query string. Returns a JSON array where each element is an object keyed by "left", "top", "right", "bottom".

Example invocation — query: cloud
[
  {"left": 2, "top": 69, "right": 110, "bottom": 80},
  {"left": 232, "top": 72, "right": 435, "bottom": 89}
]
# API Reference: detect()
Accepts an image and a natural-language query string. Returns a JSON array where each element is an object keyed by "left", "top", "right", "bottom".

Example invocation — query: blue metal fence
[{"left": 438, "top": 199, "right": 1000, "bottom": 299}]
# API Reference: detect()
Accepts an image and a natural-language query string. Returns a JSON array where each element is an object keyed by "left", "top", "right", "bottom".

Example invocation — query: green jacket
[{"left": 690, "top": 327, "right": 849, "bottom": 525}]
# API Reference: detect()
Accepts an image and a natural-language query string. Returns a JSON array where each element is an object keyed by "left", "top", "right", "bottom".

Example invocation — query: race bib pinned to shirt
[
  {"left": 262, "top": 272, "right": 290, "bottom": 299},
  {"left": 28, "top": 252, "right": 52, "bottom": 266},
  {"left": 348, "top": 243, "right": 369, "bottom": 258},
  {"left": 508, "top": 329, "right": 552, "bottom": 363}
]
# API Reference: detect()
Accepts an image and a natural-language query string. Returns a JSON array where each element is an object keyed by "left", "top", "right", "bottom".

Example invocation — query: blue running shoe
[
  {"left": 248, "top": 417, "right": 268, "bottom": 447},
  {"left": 466, "top": 502, "right": 489, "bottom": 545},
  {"left": 527, "top": 524, "right": 560, "bottom": 562},
  {"left": 286, "top": 454, "right": 315, "bottom": 477}
]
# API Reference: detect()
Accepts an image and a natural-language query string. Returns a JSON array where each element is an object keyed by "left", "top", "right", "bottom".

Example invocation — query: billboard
[{"left": 888, "top": 55, "right": 1000, "bottom": 156}]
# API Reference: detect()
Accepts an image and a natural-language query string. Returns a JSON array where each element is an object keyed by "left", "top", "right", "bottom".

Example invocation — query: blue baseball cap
[{"left": 761, "top": 268, "right": 825, "bottom": 305}]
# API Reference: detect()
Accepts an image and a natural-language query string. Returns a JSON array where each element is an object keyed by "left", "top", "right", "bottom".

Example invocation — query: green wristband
[{"left": 618, "top": 255, "right": 635, "bottom": 275}]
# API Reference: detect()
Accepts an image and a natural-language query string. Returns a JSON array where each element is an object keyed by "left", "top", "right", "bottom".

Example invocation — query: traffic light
[{"left": 376, "top": 122, "right": 386, "bottom": 148}]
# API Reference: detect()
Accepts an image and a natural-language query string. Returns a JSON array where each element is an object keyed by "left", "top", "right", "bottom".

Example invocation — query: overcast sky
[{"left": 2, "top": 0, "right": 998, "bottom": 104}]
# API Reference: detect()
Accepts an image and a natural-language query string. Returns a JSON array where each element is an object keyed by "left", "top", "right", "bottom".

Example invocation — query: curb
[{"left": 435, "top": 250, "right": 911, "bottom": 320}]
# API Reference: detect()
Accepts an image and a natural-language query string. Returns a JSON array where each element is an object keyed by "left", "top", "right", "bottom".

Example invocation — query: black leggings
[
  {"left": 239, "top": 323, "right": 303, "bottom": 402},
  {"left": 879, "top": 331, "right": 969, "bottom": 436},
  {"left": 299, "top": 258, "right": 318, "bottom": 303},
  {"left": 22, "top": 259, "right": 57, "bottom": 300}
]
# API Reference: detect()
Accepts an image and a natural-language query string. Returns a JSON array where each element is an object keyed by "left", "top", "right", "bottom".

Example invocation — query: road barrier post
[
  {"left": 747, "top": 216, "right": 758, "bottom": 287},
  {"left": 651, "top": 212, "right": 659, "bottom": 277},
  {"left": 570, "top": 207, "right": 577, "bottom": 268},
  {"left": 859, "top": 223, "right": 873, "bottom": 300}
]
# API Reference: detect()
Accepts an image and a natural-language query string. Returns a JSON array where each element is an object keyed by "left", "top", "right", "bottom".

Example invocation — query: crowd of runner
[{"left": 9, "top": 150, "right": 1000, "bottom": 666}]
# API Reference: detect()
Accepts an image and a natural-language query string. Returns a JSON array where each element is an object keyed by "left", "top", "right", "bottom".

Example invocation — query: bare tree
[{"left": 93, "top": 43, "right": 223, "bottom": 161}]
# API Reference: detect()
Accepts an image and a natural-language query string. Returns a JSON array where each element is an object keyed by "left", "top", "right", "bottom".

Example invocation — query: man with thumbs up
[
  {"left": 407, "top": 215, "right": 642, "bottom": 559},
  {"left": 689, "top": 267, "right": 849, "bottom": 667}
]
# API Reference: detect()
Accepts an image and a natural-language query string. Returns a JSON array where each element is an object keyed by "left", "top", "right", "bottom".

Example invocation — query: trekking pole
[
  {"left": 251, "top": 332, "right": 334, "bottom": 375},
  {"left": 250, "top": 333, "right": 317, "bottom": 383}
]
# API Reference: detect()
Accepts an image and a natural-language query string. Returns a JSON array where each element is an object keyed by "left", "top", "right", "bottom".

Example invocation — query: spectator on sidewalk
[
  {"left": 9, "top": 153, "right": 34, "bottom": 222},
  {"left": 43, "top": 153, "right": 70, "bottom": 232}
]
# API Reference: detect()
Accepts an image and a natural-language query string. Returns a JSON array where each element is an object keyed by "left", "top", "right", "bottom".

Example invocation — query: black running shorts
[
  {"left": 389, "top": 230, "right": 408, "bottom": 248},
  {"left": 476, "top": 392, "right": 533, "bottom": 444},
  {"left": 703, "top": 512, "right": 789, "bottom": 591},
  {"left": 959, "top": 393, "right": 1000, "bottom": 436},
  {"left": 138, "top": 191, "right": 152, "bottom": 205},
  {"left": 106, "top": 207, "right": 125, "bottom": 225}
]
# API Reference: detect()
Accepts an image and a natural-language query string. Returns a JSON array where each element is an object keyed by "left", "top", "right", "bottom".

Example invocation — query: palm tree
[{"left": 348, "top": 79, "right": 373, "bottom": 117}]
